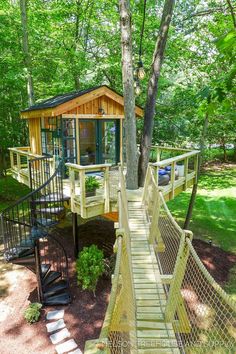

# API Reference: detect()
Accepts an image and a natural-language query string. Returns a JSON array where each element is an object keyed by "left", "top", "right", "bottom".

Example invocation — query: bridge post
[
  {"left": 165, "top": 230, "right": 193, "bottom": 323},
  {"left": 72, "top": 212, "right": 79, "bottom": 257}
]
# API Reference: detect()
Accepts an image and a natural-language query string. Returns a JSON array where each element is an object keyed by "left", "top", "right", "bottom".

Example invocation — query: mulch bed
[{"left": 1, "top": 218, "right": 236, "bottom": 354}]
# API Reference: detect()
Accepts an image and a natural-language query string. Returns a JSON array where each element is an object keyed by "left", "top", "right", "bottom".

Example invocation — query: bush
[
  {"left": 76, "top": 245, "right": 105, "bottom": 293},
  {"left": 24, "top": 303, "right": 42, "bottom": 324}
]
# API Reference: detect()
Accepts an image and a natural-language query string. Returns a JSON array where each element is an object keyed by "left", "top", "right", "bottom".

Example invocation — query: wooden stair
[{"left": 128, "top": 200, "right": 180, "bottom": 353}]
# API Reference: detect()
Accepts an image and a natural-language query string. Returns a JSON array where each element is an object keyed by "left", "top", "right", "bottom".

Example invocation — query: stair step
[
  {"left": 30, "top": 227, "right": 48, "bottom": 240},
  {"left": 43, "top": 280, "right": 68, "bottom": 298},
  {"left": 41, "top": 264, "right": 51, "bottom": 278},
  {"left": 35, "top": 207, "right": 65, "bottom": 215},
  {"left": 43, "top": 271, "right": 62, "bottom": 287},
  {"left": 19, "top": 239, "right": 35, "bottom": 248},
  {"left": 33, "top": 193, "right": 70, "bottom": 204},
  {"left": 11, "top": 254, "right": 35, "bottom": 266},
  {"left": 43, "top": 291, "right": 71, "bottom": 306},
  {"left": 36, "top": 218, "right": 58, "bottom": 228},
  {"left": 5, "top": 246, "right": 34, "bottom": 261}
]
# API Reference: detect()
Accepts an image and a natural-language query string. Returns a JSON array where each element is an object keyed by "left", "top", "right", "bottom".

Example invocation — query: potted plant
[{"left": 85, "top": 175, "right": 100, "bottom": 197}]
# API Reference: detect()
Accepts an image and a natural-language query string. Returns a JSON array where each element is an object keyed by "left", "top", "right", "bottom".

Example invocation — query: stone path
[{"left": 46, "top": 309, "right": 82, "bottom": 354}]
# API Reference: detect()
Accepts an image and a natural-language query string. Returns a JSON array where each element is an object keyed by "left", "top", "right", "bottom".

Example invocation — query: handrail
[
  {"left": 1, "top": 160, "right": 62, "bottom": 214},
  {"left": 66, "top": 162, "right": 112, "bottom": 171},
  {"left": 152, "top": 149, "right": 200, "bottom": 168}
]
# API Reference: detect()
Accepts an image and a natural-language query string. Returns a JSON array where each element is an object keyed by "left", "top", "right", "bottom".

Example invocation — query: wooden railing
[
  {"left": 9, "top": 147, "right": 55, "bottom": 187},
  {"left": 150, "top": 149, "right": 200, "bottom": 200},
  {"left": 66, "top": 163, "right": 111, "bottom": 218}
]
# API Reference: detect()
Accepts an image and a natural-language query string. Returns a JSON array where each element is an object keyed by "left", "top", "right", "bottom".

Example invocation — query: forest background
[{"left": 0, "top": 0, "right": 235, "bottom": 175}]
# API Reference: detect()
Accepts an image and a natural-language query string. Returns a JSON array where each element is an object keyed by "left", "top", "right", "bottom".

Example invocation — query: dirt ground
[{"left": 0, "top": 218, "right": 236, "bottom": 354}]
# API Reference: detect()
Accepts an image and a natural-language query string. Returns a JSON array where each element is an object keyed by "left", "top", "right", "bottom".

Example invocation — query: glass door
[
  {"left": 79, "top": 119, "right": 120, "bottom": 165},
  {"left": 100, "top": 120, "right": 120, "bottom": 164},
  {"left": 79, "top": 120, "right": 97, "bottom": 165}
]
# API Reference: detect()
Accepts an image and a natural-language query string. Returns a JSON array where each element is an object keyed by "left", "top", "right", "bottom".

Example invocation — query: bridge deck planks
[{"left": 128, "top": 200, "right": 180, "bottom": 353}]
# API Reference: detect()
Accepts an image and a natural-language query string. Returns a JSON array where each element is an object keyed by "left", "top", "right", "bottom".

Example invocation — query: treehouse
[
  {"left": 20, "top": 85, "right": 143, "bottom": 166},
  {"left": 9, "top": 84, "right": 199, "bottom": 220}
]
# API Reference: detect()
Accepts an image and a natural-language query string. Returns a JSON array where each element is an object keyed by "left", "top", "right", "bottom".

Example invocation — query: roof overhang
[{"left": 21, "top": 86, "right": 144, "bottom": 119}]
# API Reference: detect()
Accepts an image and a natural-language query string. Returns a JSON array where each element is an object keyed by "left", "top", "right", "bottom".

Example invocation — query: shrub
[
  {"left": 76, "top": 245, "right": 105, "bottom": 293},
  {"left": 24, "top": 303, "right": 42, "bottom": 324}
]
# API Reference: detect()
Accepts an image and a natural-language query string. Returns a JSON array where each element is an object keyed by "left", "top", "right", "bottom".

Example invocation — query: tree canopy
[{"left": 0, "top": 0, "right": 235, "bottom": 174}]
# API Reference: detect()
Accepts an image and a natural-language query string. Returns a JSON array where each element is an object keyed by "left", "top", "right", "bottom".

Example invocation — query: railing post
[
  {"left": 10, "top": 150, "right": 14, "bottom": 170},
  {"left": 104, "top": 166, "right": 110, "bottom": 213},
  {"left": 165, "top": 230, "right": 193, "bottom": 323},
  {"left": 156, "top": 146, "right": 160, "bottom": 163},
  {"left": 79, "top": 170, "right": 86, "bottom": 218},
  {"left": 69, "top": 168, "right": 75, "bottom": 212},
  {"left": 142, "top": 165, "right": 150, "bottom": 204},
  {"left": 194, "top": 154, "right": 199, "bottom": 183},
  {"left": 184, "top": 157, "right": 189, "bottom": 191},
  {"left": 170, "top": 161, "right": 176, "bottom": 199},
  {"left": 149, "top": 188, "right": 165, "bottom": 252},
  {"left": 16, "top": 151, "right": 21, "bottom": 174}
]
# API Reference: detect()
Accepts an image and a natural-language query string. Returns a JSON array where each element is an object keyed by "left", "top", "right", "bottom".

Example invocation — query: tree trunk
[
  {"left": 20, "top": 0, "right": 35, "bottom": 106},
  {"left": 119, "top": 0, "right": 138, "bottom": 189},
  {"left": 184, "top": 113, "right": 209, "bottom": 229},
  {"left": 138, "top": 0, "right": 175, "bottom": 186}
]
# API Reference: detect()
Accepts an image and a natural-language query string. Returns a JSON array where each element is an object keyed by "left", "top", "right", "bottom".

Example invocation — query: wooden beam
[
  {"left": 61, "top": 114, "right": 125, "bottom": 119},
  {"left": 20, "top": 86, "right": 144, "bottom": 119}
]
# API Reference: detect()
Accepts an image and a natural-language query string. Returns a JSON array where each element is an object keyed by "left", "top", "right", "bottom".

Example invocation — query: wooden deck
[{"left": 127, "top": 194, "right": 180, "bottom": 353}]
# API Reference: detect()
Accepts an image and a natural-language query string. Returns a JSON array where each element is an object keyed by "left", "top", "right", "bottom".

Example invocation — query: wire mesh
[{"left": 177, "top": 239, "right": 236, "bottom": 353}]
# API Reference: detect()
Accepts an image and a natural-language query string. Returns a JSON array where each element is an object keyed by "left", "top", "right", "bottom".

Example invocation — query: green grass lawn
[
  {"left": 167, "top": 164, "right": 236, "bottom": 296},
  {"left": 0, "top": 174, "right": 30, "bottom": 211},
  {"left": 167, "top": 164, "right": 236, "bottom": 253}
]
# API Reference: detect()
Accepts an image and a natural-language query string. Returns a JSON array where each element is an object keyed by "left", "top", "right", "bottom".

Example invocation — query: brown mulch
[
  {"left": 193, "top": 239, "right": 236, "bottom": 284},
  {"left": 1, "top": 218, "right": 236, "bottom": 354}
]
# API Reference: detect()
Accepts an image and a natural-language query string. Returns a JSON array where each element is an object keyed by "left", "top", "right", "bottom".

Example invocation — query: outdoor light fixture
[
  {"left": 98, "top": 107, "right": 105, "bottom": 115},
  {"left": 137, "top": 60, "right": 145, "bottom": 80}
]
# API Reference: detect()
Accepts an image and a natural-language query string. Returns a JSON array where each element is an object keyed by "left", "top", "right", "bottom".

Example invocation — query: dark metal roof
[
  {"left": 21, "top": 85, "right": 143, "bottom": 113},
  {"left": 21, "top": 85, "right": 103, "bottom": 112}
]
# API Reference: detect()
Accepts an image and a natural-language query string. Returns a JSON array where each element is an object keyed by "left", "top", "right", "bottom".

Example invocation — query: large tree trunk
[
  {"left": 184, "top": 113, "right": 209, "bottom": 229},
  {"left": 138, "top": 0, "right": 175, "bottom": 186},
  {"left": 119, "top": 0, "right": 138, "bottom": 189},
  {"left": 20, "top": 0, "right": 35, "bottom": 106}
]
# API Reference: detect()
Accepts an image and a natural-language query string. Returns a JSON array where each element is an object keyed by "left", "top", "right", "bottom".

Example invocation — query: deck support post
[
  {"left": 35, "top": 240, "right": 43, "bottom": 302},
  {"left": 72, "top": 212, "right": 79, "bottom": 257}
]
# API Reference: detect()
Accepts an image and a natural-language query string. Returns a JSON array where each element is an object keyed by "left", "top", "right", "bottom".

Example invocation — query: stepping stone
[
  {"left": 55, "top": 339, "right": 78, "bottom": 354},
  {"left": 46, "top": 309, "right": 64, "bottom": 321},
  {"left": 68, "top": 349, "right": 83, "bottom": 354},
  {"left": 46, "top": 319, "right": 65, "bottom": 333},
  {"left": 50, "top": 328, "right": 70, "bottom": 344}
]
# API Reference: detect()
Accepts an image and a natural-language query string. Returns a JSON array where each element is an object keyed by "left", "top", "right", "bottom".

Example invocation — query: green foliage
[
  {"left": 85, "top": 176, "right": 100, "bottom": 192},
  {"left": 76, "top": 245, "right": 105, "bottom": 292},
  {"left": 0, "top": 175, "right": 31, "bottom": 211},
  {"left": 24, "top": 303, "right": 42, "bottom": 324},
  {"left": 168, "top": 166, "right": 236, "bottom": 253}
]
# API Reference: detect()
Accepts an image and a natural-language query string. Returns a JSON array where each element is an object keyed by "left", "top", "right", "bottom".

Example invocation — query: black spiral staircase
[{"left": 0, "top": 156, "right": 71, "bottom": 306}]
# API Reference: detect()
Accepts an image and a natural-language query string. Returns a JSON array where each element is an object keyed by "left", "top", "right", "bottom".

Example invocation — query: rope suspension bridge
[{"left": 85, "top": 165, "right": 236, "bottom": 354}]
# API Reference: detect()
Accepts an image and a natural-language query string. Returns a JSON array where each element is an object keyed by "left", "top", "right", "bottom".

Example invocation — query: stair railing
[{"left": 0, "top": 157, "right": 69, "bottom": 303}]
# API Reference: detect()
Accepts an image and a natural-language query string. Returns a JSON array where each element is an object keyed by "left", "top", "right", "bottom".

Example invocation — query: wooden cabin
[{"left": 21, "top": 85, "right": 143, "bottom": 166}]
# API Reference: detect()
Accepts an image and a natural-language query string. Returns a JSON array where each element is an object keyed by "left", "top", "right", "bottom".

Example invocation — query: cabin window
[
  {"left": 41, "top": 117, "right": 62, "bottom": 157},
  {"left": 61, "top": 118, "right": 77, "bottom": 164}
]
